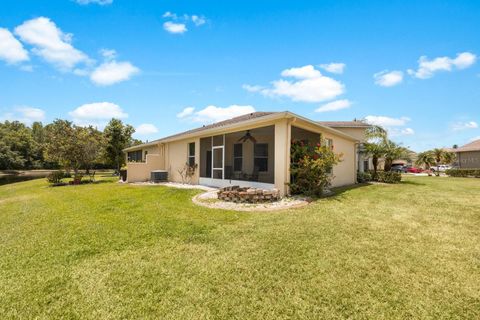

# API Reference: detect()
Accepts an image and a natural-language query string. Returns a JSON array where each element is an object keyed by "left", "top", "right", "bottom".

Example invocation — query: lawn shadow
[
  {"left": 307, "top": 183, "right": 372, "bottom": 203},
  {"left": 400, "top": 180, "right": 426, "bottom": 186}
]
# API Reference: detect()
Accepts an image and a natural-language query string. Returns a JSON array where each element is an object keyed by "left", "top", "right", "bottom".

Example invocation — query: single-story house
[
  {"left": 449, "top": 139, "right": 480, "bottom": 168},
  {"left": 124, "top": 111, "right": 371, "bottom": 196}
]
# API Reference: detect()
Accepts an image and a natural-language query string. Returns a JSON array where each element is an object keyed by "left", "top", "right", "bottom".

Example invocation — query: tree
[
  {"left": 415, "top": 151, "right": 434, "bottom": 170},
  {"left": 442, "top": 151, "right": 456, "bottom": 165},
  {"left": 431, "top": 148, "right": 445, "bottom": 176},
  {"left": 383, "top": 140, "right": 409, "bottom": 171},
  {"left": 44, "top": 120, "right": 103, "bottom": 175},
  {"left": 103, "top": 119, "right": 135, "bottom": 173},
  {"left": 363, "top": 142, "right": 385, "bottom": 174},
  {"left": 0, "top": 121, "right": 36, "bottom": 169}
]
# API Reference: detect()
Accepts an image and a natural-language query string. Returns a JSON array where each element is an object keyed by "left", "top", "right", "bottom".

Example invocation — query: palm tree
[
  {"left": 363, "top": 142, "right": 385, "bottom": 174},
  {"left": 431, "top": 148, "right": 445, "bottom": 176},
  {"left": 415, "top": 151, "right": 435, "bottom": 170},
  {"left": 442, "top": 151, "right": 456, "bottom": 165},
  {"left": 383, "top": 140, "right": 409, "bottom": 171}
]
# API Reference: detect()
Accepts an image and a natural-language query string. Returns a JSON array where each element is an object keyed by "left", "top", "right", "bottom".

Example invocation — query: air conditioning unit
[{"left": 151, "top": 170, "right": 168, "bottom": 182}]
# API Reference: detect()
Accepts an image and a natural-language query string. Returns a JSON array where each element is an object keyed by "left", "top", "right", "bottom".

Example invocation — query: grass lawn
[{"left": 1, "top": 175, "right": 479, "bottom": 319}]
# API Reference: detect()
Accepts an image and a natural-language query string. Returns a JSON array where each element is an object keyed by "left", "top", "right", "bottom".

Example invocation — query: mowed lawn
[{"left": 1, "top": 175, "right": 479, "bottom": 319}]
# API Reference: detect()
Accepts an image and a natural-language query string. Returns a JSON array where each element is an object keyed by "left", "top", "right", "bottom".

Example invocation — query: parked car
[
  {"left": 391, "top": 164, "right": 407, "bottom": 173},
  {"left": 431, "top": 165, "right": 452, "bottom": 172},
  {"left": 406, "top": 166, "right": 423, "bottom": 173}
]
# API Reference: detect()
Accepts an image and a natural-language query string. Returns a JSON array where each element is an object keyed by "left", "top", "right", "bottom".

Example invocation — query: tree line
[{"left": 0, "top": 118, "right": 141, "bottom": 172}]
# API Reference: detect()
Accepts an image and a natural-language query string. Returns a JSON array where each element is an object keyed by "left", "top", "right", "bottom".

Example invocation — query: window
[
  {"left": 324, "top": 138, "right": 334, "bottom": 149},
  {"left": 233, "top": 143, "right": 243, "bottom": 172},
  {"left": 127, "top": 150, "right": 142, "bottom": 162},
  {"left": 188, "top": 142, "right": 195, "bottom": 167},
  {"left": 254, "top": 143, "right": 268, "bottom": 172},
  {"left": 363, "top": 160, "right": 369, "bottom": 170}
]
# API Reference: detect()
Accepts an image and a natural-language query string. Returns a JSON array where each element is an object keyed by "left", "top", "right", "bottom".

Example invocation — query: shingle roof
[
  {"left": 318, "top": 121, "right": 371, "bottom": 128},
  {"left": 451, "top": 139, "right": 480, "bottom": 152}
]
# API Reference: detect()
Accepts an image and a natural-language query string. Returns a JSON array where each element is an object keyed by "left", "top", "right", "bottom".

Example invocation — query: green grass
[{"left": 1, "top": 175, "right": 479, "bottom": 319}]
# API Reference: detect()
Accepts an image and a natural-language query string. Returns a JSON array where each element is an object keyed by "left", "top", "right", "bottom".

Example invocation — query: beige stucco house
[
  {"left": 124, "top": 111, "right": 371, "bottom": 196},
  {"left": 450, "top": 139, "right": 480, "bottom": 168}
]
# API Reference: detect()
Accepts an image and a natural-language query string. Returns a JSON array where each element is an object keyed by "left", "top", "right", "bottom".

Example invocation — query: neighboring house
[
  {"left": 449, "top": 139, "right": 480, "bottom": 168},
  {"left": 124, "top": 111, "right": 364, "bottom": 196}
]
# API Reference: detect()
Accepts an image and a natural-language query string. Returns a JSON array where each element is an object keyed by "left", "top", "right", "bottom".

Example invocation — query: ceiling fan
[{"left": 238, "top": 130, "right": 257, "bottom": 143}]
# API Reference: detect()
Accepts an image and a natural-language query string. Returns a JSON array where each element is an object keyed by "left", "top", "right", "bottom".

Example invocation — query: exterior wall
[
  {"left": 457, "top": 151, "right": 480, "bottom": 168},
  {"left": 332, "top": 127, "right": 367, "bottom": 142},
  {"left": 166, "top": 137, "right": 200, "bottom": 184},
  {"left": 274, "top": 119, "right": 291, "bottom": 196},
  {"left": 127, "top": 153, "right": 164, "bottom": 182},
  {"left": 289, "top": 119, "right": 357, "bottom": 188}
]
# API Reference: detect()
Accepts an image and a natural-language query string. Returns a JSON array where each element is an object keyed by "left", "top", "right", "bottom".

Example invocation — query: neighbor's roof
[
  {"left": 318, "top": 120, "right": 371, "bottom": 128},
  {"left": 450, "top": 139, "right": 480, "bottom": 152},
  {"left": 124, "top": 111, "right": 359, "bottom": 151}
]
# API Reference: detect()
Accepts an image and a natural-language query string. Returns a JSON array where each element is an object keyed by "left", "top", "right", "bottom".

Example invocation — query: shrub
[
  {"left": 445, "top": 168, "right": 480, "bottom": 178},
  {"left": 376, "top": 171, "right": 402, "bottom": 183},
  {"left": 357, "top": 171, "right": 372, "bottom": 183},
  {"left": 46, "top": 171, "right": 65, "bottom": 185},
  {"left": 290, "top": 140, "right": 342, "bottom": 197}
]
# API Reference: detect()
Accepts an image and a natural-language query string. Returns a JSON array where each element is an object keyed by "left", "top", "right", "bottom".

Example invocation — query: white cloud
[
  {"left": 0, "top": 28, "right": 29, "bottom": 64},
  {"left": 319, "top": 62, "right": 346, "bottom": 74},
  {"left": 281, "top": 65, "right": 321, "bottom": 79},
  {"left": 90, "top": 61, "right": 139, "bottom": 86},
  {"left": 365, "top": 115, "right": 414, "bottom": 137},
  {"left": 315, "top": 99, "right": 352, "bottom": 113},
  {"left": 177, "top": 107, "right": 195, "bottom": 118},
  {"left": 452, "top": 121, "right": 478, "bottom": 131},
  {"left": 365, "top": 115, "right": 411, "bottom": 127},
  {"left": 0, "top": 106, "right": 46, "bottom": 124},
  {"left": 470, "top": 136, "right": 480, "bottom": 142},
  {"left": 69, "top": 102, "right": 127, "bottom": 127},
  {"left": 374, "top": 70, "right": 403, "bottom": 87},
  {"left": 180, "top": 105, "right": 255, "bottom": 123},
  {"left": 15, "top": 17, "right": 89, "bottom": 70},
  {"left": 135, "top": 123, "right": 159, "bottom": 135},
  {"left": 407, "top": 52, "right": 477, "bottom": 79},
  {"left": 75, "top": 0, "right": 113, "bottom": 4},
  {"left": 191, "top": 15, "right": 206, "bottom": 26},
  {"left": 245, "top": 65, "right": 344, "bottom": 103},
  {"left": 163, "top": 21, "right": 187, "bottom": 34},
  {"left": 100, "top": 48, "right": 116, "bottom": 60},
  {"left": 163, "top": 11, "right": 177, "bottom": 19}
]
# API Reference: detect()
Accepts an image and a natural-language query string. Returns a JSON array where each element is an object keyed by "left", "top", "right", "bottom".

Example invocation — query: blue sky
[{"left": 1, "top": 0, "right": 479, "bottom": 151}]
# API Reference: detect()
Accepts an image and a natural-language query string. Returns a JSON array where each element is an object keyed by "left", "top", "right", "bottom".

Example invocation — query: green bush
[
  {"left": 357, "top": 171, "right": 372, "bottom": 183},
  {"left": 445, "top": 168, "right": 480, "bottom": 178},
  {"left": 46, "top": 171, "right": 65, "bottom": 185},
  {"left": 365, "top": 170, "right": 402, "bottom": 183},
  {"left": 376, "top": 171, "right": 402, "bottom": 183},
  {"left": 290, "top": 140, "right": 342, "bottom": 197}
]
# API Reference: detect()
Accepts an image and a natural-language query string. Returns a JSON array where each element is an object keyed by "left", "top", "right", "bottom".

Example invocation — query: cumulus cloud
[
  {"left": 69, "top": 102, "right": 127, "bottom": 127},
  {"left": 365, "top": 115, "right": 414, "bottom": 137},
  {"left": 0, "top": 28, "right": 29, "bottom": 64},
  {"left": 374, "top": 70, "right": 403, "bottom": 87},
  {"left": 75, "top": 0, "right": 112, "bottom": 4},
  {"left": 0, "top": 106, "right": 46, "bottom": 124},
  {"left": 162, "top": 12, "right": 207, "bottom": 34},
  {"left": 319, "top": 62, "right": 346, "bottom": 74},
  {"left": 407, "top": 52, "right": 476, "bottom": 79},
  {"left": 163, "top": 21, "right": 187, "bottom": 34},
  {"left": 15, "top": 17, "right": 90, "bottom": 71},
  {"left": 90, "top": 61, "right": 139, "bottom": 86},
  {"left": 452, "top": 121, "right": 478, "bottom": 131},
  {"left": 179, "top": 105, "right": 255, "bottom": 123},
  {"left": 244, "top": 65, "right": 344, "bottom": 103},
  {"left": 135, "top": 123, "right": 159, "bottom": 135},
  {"left": 177, "top": 107, "right": 195, "bottom": 118},
  {"left": 315, "top": 99, "right": 352, "bottom": 113}
]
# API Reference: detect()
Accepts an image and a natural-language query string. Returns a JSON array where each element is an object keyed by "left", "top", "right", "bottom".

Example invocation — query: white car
[{"left": 431, "top": 165, "right": 451, "bottom": 172}]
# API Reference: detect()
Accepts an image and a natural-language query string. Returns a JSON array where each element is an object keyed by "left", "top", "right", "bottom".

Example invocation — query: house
[
  {"left": 449, "top": 139, "right": 480, "bottom": 168},
  {"left": 124, "top": 111, "right": 371, "bottom": 196}
]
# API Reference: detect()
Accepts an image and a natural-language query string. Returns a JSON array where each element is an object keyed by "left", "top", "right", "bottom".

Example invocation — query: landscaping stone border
[{"left": 217, "top": 186, "right": 280, "bottom": 203}]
